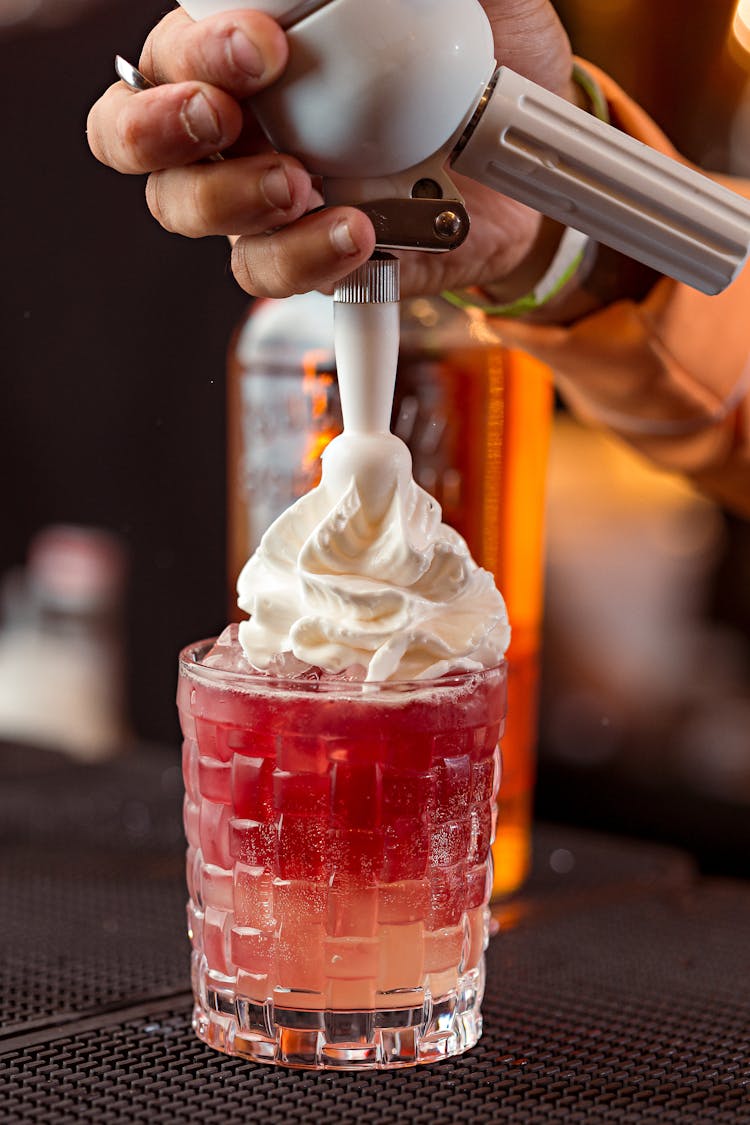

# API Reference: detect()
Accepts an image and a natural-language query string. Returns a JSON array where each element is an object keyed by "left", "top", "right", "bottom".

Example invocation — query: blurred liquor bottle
[{"left": 226, "top": 293, "right": 553, "bottom": 898}]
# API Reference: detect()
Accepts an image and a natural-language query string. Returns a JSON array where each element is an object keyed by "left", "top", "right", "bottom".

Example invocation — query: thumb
[{"left": 482, "top": 0, "right": 573, "bottom": 96}]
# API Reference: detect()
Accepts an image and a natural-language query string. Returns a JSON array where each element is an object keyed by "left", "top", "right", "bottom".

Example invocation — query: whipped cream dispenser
[{"left": 180, "top": 0, "right": 750, "bottom": 296}]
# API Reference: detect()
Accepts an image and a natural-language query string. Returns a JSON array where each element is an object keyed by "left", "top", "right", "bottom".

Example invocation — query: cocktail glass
[{"left": 178, "top": 638, "right": 507, "bottom": 1070}]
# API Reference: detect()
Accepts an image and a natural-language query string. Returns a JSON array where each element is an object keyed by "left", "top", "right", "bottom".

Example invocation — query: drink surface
[{"left": 178, "top": 640, "right": 506, "bottom": 1069}]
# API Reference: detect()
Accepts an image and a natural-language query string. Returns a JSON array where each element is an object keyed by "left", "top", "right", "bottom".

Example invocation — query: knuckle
[
  {"left": 86, "top": 106, "right": 108, "bottom": 165},
  {"left": 146, "top": 172, "right": 197, "bottom": 237},
  {"left": 86, "top": 92, "right": 123, "bottom": 168},
  {"left": 231, "top": 241, "right": 260, "bottom": 295},
  {"left": 232, "top": 229, "right": 322, "bottom": 299},
  {"left": 115, "top": 106, "right": 148, "bottom": 170},
  {"left": 189, "top": 173, "right": 224, "bottom": 235},
  {"left": 145, "top": 173, "right": 170, "bottom": 230},
  {"left": 140, "top": 9, "right": 186, "bottom": 83},
  {"left": 231, "top": 241, "right": 274, "bottom": 298},
  {"left": 268, "top": 248, "right": 303, "bottom": 297},
  {"left": 190, "top": 29, "right": 219, "bottom": 82},
  {"left": 139, "top": 33, "right": 156, "bottom": 81},
  {"left": 148, "top": 168, "right": 233, "bottom": 240}
]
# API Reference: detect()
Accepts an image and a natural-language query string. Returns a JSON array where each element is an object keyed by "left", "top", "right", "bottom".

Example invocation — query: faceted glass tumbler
[{"left": 177, "top": 641, "right": 507, "bottom": 1070}]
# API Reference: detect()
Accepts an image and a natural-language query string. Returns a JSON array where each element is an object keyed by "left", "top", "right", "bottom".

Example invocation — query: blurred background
[{"left": 1, "top": 0, "right": 749, "bottom": 873}]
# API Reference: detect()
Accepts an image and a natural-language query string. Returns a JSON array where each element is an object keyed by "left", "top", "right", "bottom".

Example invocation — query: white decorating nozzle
[
  {"left": 325, "top": 258, "right": 410, "bottom": 519},
  {"left": 333, "top": 259, "right": 401, "bottom": 435}
]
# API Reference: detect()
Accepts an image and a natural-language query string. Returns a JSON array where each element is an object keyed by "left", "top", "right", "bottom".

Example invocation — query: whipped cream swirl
[{"left": 237, "top": 431, "right": 510, "bottom": 682}]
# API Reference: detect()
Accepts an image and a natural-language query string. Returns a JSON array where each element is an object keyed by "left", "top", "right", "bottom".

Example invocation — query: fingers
[
  {"left": 88, "top": 8, "right": 377, "bottom": 299},
  {"left": 482, "top": 0, "right": 572, "bottom": 95},
  {"left": 231, "top": 208, "right": 377, "bottom": 298},
  {"left": 140, "top": 7, "right": 288, "bottom": 98},
  {"left": 146, "top": 155, "right": 316, "bottom": 238},
  {"left": 87, "top": 7, "right": 288, "bottom": 175},
  {"left": 87, "top": 82, "right": 243, "bottom": 174}
]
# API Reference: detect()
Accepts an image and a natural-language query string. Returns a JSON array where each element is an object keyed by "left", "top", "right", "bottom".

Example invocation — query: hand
[{"left": 87, "top": 2, "right": 574, "bottom": 299}]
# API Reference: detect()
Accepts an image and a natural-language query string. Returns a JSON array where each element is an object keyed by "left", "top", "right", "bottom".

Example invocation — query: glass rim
[{"left": 179, "top": 637, "right": 507, "bottom": 696}]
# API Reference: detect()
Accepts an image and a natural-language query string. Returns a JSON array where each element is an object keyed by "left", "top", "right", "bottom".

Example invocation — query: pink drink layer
[{"left": 178, "top": 635, "right": 506, "bottom": 1069}]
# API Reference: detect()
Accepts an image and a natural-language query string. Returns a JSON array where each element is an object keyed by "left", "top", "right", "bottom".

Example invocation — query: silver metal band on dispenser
[{"left": 334, "top": 257, "right": 401, "bottom": 304}]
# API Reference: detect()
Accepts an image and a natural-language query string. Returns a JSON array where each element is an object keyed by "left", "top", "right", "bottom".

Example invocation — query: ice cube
[
  {"left": 216, "top": 623, "right": 240, "bottom": 648},
  {"left": 201, "top": 635, "right": 365, "bottom": 683},
  {"left": 203, "top": 625, "right": 252, "bottom": 672},
  {"left": 266, "top": 653, "right": 317, "bottom": 680},
  {"left": 330, "top": 664, "right": 367, "bottom": 683}
]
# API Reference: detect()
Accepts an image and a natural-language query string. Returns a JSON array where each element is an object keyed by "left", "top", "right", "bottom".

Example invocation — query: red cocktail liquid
[{"left": 178, "top": 640, "right": 506, "bottom": 1069}]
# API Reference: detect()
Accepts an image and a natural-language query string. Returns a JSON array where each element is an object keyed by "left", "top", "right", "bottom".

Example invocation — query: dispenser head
[
  {"left": 177, "top": 0, "right": 750, "bottom": 294},
  {"left": 181, "top": 0, "right": 494, "bottom": 177}
]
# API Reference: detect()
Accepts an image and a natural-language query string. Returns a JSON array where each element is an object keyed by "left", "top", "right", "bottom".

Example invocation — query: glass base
[{"left": 193, "top": 962, "right": 485, "bottom": 1070}]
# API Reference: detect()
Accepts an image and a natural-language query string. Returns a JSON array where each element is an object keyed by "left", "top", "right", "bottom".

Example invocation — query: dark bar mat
[
  {"left": 2, "top": 883, "right": 749, "bottom": 1124},
  {"left": 0, "top": 743, "right": 185, "bottom": 858},
  {"left": 0, "top": 852, "right": 189, "bottom": 1039}
]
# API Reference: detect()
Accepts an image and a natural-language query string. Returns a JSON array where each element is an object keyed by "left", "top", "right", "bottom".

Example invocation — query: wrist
[{"left": 478, "top": 217, "right": 567, "bottom": 307}]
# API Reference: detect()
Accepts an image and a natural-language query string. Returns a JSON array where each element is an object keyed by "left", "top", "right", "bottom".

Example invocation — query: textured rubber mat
[
  {"left": 0, "top": 743, "right": 184, "bottom": 857},
  {"left": 0, "top": 743, "right": 187, "bottom": 1037},
  {"left": 2, "top": 744, "right": 742, "bottom": 1122},
  {"left": 0, "top": 851, "right": 189, "bottom": 1037},
  {"left": 2, "top": 883, "right": 749, "bottom": 1123}
]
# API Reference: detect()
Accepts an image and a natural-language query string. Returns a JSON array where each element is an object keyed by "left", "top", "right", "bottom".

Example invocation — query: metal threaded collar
[{"left": 334, "top": 257, "right": 401, "bottom": 304}]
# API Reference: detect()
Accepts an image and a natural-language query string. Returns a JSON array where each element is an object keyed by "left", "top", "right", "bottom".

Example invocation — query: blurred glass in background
[{"left": 0, "top": 526, "right": 129, "bottom": 759}]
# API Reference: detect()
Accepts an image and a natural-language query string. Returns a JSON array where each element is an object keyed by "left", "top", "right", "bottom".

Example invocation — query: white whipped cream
[
  {"left": 237, "top": 284, "right": 509, "bottom": 682},
  {"left": 237, "top": 429, "right": 509, "bottom": 682}
]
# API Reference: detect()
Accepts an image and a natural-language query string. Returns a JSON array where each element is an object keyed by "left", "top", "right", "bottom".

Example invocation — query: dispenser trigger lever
[{"left": 356, "top": 198, "right": 471, "bottom": 253}]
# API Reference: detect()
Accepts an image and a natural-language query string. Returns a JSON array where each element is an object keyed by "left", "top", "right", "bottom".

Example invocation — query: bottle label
[{"left": 239, "top": 370, "right": 340, "bottom": 546}]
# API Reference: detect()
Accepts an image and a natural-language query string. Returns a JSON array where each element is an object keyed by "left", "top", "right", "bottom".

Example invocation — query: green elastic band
[
  {"left": 441, "top": 248, "right": 585, "bottom": 319},
  {"left": 571, "top": 62, "right": 611, "bottom": 124}
]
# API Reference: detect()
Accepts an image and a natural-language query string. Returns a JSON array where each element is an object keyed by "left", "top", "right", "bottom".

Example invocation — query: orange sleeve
[{"left": 493, "top": 61, "right": 750, "bottom": 518}]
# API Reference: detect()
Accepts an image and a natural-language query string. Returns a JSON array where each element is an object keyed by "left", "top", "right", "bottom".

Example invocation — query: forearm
[{"left": 493, "top": 61, "right": 750, "bottom": 517}]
